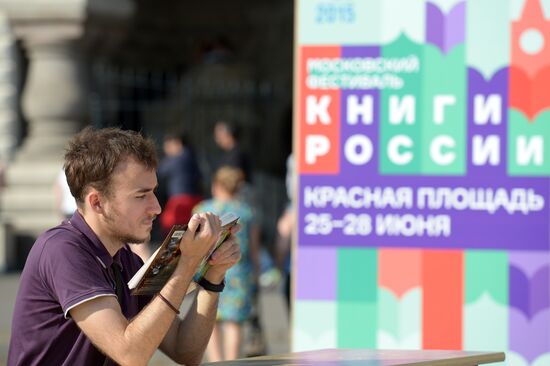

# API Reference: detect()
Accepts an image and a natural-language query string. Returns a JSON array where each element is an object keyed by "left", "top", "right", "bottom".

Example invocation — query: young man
[{"left": 8, "top": 127, "right": 241, "bottom": 366}]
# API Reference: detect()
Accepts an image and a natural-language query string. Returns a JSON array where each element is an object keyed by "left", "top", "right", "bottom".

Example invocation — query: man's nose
[{"left": 151, "top": 195, "right": 162, "bottom": 215}]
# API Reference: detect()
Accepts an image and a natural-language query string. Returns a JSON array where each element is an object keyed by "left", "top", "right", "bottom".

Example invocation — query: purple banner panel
[
  {"left": 467, "top": 68, "right": 509, "bottom": 177},
  {"left": 340, "top": 46, "right": 380, "bottom": 178},
  {"left": 299, "top": 175, "right": 549, "bottom": 251},
  {"left": 295, "top": 246, "right": 338, "bottom": 300},
  {"left": 509, "top": 251, "right": 550, "bottom": 319},
  {"left": 426, "top": 2, "right": 466, "bottom": 54},
  {"left": 508, "top": 251, "right": 550, "bottom": 362}
]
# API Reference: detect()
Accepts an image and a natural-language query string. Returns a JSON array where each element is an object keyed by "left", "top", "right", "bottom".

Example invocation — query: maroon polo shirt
[{"left": 8, "top": 212, "right": 152, "bottom": 366}]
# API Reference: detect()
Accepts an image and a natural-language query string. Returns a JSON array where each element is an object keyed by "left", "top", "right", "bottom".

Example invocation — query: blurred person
[
  {"left": 275, "top": 153, "right": 295, "bottom": 309},
  {"left": 213, "top": 120, "right": 251, "bottom": 182},
  {"left": 194, "top": 166, "right": 261, "bottom": 361},
  {"left": 200, "top": 36, "right": 235, "bottom": 65},
  {"left": 8, "top": 127, "right": 241, "bottom": 366},
  {"left": 275, "top": 208, "right": 293, "bottom": 309},
  {"left": 212, "top": 120, "right": 259, "bottom": 223},
  {"left": 157, "top": 132, "right": 203, "bottom": 237}
]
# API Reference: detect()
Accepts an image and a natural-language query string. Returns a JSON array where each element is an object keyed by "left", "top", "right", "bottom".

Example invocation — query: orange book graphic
[
  {"left": 510, "top": 0, "right": 550, "bottom": 120},
  {"left": 422, "top": 250, "right": 463, "bottom": 349}
]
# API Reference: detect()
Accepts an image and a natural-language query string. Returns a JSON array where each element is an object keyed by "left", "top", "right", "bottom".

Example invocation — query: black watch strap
[{"left": 198, "top": 277, "right": 225, "bottom": 293}]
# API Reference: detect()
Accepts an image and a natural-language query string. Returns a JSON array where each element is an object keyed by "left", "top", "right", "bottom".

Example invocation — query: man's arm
[
  {"left": 71, "top": 213, "right": 228, "bottom": 366},
  {"left": 158, "top": 283, "right": 219, "bottom": 364},
  {"left": 159, "top": 225, "right": 242, "bottom": 364}
]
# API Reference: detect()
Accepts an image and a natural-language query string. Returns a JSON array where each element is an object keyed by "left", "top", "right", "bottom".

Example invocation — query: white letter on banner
[
  {"left": 303, "top": 186, "right": 316, "bottom": 208},
  {"left": 492, "top": 188, "right": 510, "bottom": 213},
  {"left": 474, "top": 94, "right": 502, "bottom": 125},
  {"left": 364, "top": 187, "right": 382, "bottom": 208},
  {"left": 306, "top": 95, "right": 331, "bottom": 124},
  {"left": 389, "top": 95, "right": 416, "bottom": 124},
  {"left": 528, "top": 190, "right": 545, "bottom": 211},
  {"left": 347, "top": 95, "right": 373, "bottom": 125},
  {"left": 396, "top": 187, "right": 414, "bottom": 209},
  {"left": 433, "top": 95, "right": 456, "bottom": 124},
  {"left": 344, "top": 135, "right": 373, "bottom": 165},
  {"left": 510, "top": 189, "right": 529, "bottom": 214},
  {"left": 348, "top": 186, "right": 364, "bottom": 209},
  {"left": 417, "top": 187, "right": 430, "bottom": 209},
  {"left": 388, "top": 135, "right": 413, "bottom": 165},
  {"left": 434, "top": 215, "right": 451, "bottom": 236},
  {"left": 472, "top": 135, "right": 500, "bottom": 166},
  {"left": 430, "top": 135, "right": 456, "bottom": 165},
  {"left": 450, "top": 187, "right": 469, "bottom": 210},
  {"left": 319, "top": 186, "right": 335, "bottom": 207},
  {"left": 331, "top": 187, "right": 347, "bottom": 208},
  {"left": 517, "top": 136, "right": 544, "bottom": 166},
  {"left": 305, "top": 135, "right": 330, "bottom": 164},
  {"left": 375, "top": 214, "right": 397, "bottom": 236}
]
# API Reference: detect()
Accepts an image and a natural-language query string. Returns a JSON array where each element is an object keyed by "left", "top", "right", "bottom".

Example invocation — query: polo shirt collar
[{"left": 68, "top": 211, "right": 116, "bottom": 269}]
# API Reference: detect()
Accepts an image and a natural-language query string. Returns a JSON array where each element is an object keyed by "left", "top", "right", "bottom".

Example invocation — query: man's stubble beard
[{"left": 104, "top": 206, "right": 150, "bottom": 245}]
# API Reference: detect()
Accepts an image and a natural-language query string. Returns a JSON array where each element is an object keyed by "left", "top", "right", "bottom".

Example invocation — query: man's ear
[{"left": 87, "top": 190, "right": 103, "bottom": 213}]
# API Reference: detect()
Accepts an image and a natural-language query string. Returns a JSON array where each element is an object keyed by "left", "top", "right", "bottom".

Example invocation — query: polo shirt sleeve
[{"left": 38, "top": 231, "right": 116, "bottom": 318}]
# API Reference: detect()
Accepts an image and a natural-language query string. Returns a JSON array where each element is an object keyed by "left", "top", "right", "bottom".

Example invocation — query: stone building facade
[{"left": 0, "top": 0, "right": 293, "bottom": 269}]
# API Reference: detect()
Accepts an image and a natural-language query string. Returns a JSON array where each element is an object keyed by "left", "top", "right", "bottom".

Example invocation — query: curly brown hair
[{"left": 63, "top": 127, "right": 158, "bottom": 204}]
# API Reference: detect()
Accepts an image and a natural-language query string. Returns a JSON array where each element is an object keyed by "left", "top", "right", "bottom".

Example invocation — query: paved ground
[
  {"left": 0, "top": 274, "right": 290, "bottom": 365},
  {"left": 0, "top": 275, "right": 17, "bottom": 365}
]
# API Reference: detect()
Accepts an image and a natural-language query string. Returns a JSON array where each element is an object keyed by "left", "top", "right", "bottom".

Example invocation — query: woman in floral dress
[{"left": 194, "top": 166, "right": 260, "bottom": 361}]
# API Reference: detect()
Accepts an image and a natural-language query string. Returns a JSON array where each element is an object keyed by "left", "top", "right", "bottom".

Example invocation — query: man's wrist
[
  {"left": 203, "top": 268, "right": 226, "bottom": 284},
  {"left": 175, "top": 256, "right": 202, "bottom": 277}
]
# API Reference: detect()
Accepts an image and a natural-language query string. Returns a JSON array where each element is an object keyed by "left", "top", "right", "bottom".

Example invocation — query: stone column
[
  {"left": 0, "top": 11, "right": 19, "bottom": 165},
  {"left": 0, "top": 0, "right": 133, "bottom": 269},
  {"left": 18, "top": 23, "right": 88, "bottom": 160},
  {"left": 0, "top": 1, "right": 87, "bottom": 238}
]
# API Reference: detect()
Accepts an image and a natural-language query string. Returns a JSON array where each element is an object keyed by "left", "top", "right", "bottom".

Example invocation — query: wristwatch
[{"left": 198, "top": 277, "right": 225, "bottom": 293}]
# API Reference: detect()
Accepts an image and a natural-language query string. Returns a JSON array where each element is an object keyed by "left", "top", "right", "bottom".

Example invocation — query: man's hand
[
  {"left": 177, "top": 212, "right": 222, "bottom": 270},
  {"left": 203, "top": 224, "right": 242, "bottom": 283}
]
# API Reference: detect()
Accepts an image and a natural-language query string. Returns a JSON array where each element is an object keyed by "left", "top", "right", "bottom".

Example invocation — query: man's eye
[{"left": 136, "top": 195, "right": 146, "bottom": 199}]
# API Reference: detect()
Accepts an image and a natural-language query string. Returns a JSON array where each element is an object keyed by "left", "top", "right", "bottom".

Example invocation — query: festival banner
[{"left": 294, "top": 1, "right": 550, "bottom": 365}]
